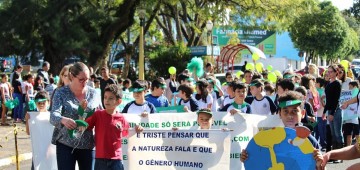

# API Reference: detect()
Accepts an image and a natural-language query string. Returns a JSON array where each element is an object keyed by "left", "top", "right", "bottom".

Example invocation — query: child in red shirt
[{"left": 86, "top": 84, "right": 141, "bottom": 170}]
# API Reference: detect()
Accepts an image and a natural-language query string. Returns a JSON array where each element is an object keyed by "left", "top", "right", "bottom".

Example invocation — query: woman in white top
[
  {"left": 1, "top": 74, "right": 12, "bottom": 126},
  {"left": 194, "top": 79, "right": 213, "bottom": 110}
]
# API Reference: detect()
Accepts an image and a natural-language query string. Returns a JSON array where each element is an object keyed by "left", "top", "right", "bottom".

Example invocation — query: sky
[{"left": 328, "top": 0, "right": 353, "bottom": 10}]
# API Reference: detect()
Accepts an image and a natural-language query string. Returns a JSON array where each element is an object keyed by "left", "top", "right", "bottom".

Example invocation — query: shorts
[{"left": 343, "top": 123, "right": 360, "bottom": 136}]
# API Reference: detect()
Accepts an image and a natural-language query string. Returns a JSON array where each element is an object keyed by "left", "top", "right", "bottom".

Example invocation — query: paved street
[{"left": 0, "top": 117, "right": 359, "bottom": 170}]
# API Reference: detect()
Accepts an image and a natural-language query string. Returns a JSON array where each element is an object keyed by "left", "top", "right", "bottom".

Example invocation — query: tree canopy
[{"left": 289, "top": 1, "right": 359, "bottom": 64}]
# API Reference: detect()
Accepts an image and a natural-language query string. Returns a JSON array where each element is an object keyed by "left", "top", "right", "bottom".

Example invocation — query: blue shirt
[{"left": 145, "top": 94, "right": 169, "bottom": 107}]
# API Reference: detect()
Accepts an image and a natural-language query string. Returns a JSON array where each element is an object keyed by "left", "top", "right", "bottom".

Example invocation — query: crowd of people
[{"left": 2, "top": 60, "right": 360, "bottom": 169}]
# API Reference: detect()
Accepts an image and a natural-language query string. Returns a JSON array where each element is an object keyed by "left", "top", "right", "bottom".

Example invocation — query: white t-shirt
[
  {"left": 194, "top": 94, "right": 213, "bottom": 110},
  {"left": 0, "top": 83, "right": 10, "bottom": 97},
  {"left": 248, "top": 96, "right": 277, "bottom": 115},
  {"left": 222, "top": 95, "right": 234, "bottom": 108},
  {"left": 121, "top": 101, "right": 156, "bottom": 114}
]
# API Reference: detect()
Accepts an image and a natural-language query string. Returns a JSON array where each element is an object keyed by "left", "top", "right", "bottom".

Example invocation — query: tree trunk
[{"left": 88, "top": 0, "right": 139, "bottom": 69}]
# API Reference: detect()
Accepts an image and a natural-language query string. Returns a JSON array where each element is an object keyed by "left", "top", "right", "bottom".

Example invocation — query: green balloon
[
  {"left": 274, "top": 70, "right": 282, "bottom": 77},
  {"left": 252, "top": 53, "right": 260, "bottom": 61},
  {"left": 245, "top": 63, "right": 255, "bottom": 71},
  {"left": 236, "top": 71, "right": 244, "bottom": 78},
  {"left": 256, "top": 63, "right": 264, "bottom": 73},
  {"left": 168, "top": 66, "right": 177, "bottom": 75},
  {"left": 268, "top": 72, "right": 277, "bottom": 83},
  {"left": 267, "top": 65, "right": 273, "bottom": 71}
]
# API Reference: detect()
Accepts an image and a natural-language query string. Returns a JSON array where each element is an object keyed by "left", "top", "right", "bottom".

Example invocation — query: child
[
  {"left": 122, "top": 80, "right": 156, "bottom": 114},
  {"left": 85, "top": 84, "right": 142, "bottom": 170},
  {"left": 194, "top": 79, "right": 213, "bottom": 110},
  {"left": 25, "top": 90, "right": 50, "bottom": 135},
  {"left": 94, "top": 77, "right": 101, "bottom": 93},
  {"left": 207, "top": 77, "right": 224, "bottom": 112},
  {"left": 178, "top": 84, "right": 199, "bottom": 112},
  {"left": 24, "top": 90, "right": 50, "bottom": 170},
  {"left": 221, "top": 72, "right": 234, "bottom": 96},
  {"left": 342, "top": 81, "right": 359, "bottom": 146},
  {"left": 222, "top": 81, "right": 235, "bottom": 108},
  {"left": 0, "top": 74, "right": 12, "bottom": 126},
  {"left": 241, "top": 91, "right": 324, "bottom": 170},
  {"left": 247, "top": 79, "right": 277, "bottom": 115},
  {"left": 145, "top": 78, "right": 169, "bottom": 107},
  {"left": 315, "top": 77, "right": 327, "bottom": 149},
  {"left": 295, "top": 86, "right": 316, "bottom": 124},
  {"left": 197, "top": 108, "right": 213, "bottom": 129},
  {"left": 220, "top": 82, "right": 251, "bottom": 114},
  {"left": 122, "top": 78, "right": 131, "bottom": 92},
  {"left": 264, "top": 84, "right": 275, "bottom": 102}
]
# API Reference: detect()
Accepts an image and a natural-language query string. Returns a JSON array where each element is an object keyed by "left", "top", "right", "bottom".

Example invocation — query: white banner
[
  {"left": 123, "top": 112, "right": 283, "bottom": 170},
  {"left": 28, "top": 112, "right": 57, "bottom": 170},
  {"left": 340, "top": 90, "right": 358, "bottom": 121},
  {"left": 125, "top": 129, "right": 230, "bottom": 170}
]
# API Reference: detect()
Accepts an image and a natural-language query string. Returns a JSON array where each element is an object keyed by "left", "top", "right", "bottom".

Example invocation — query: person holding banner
[
  {"left": 50, "top": 62, "right": 102, "bottom": 170},
  {"left": 241, "top": 91, "right": 324, "bottom": 170},
  {"left": 220, "top": 82, "right": 251, "bottom": 114},
  {"left": 85, "top": 84, "right": 143, "bottom": 170},
  {"left": 247, "top": 79, "right": 277, "bottom": 115},
  {"left": 178, "top": 84, "right": 199, "bottom": 112},
  {"left": 197, "top": 108, "right": 214, "bottom": 129},
  {"left": 122, "top": 80, "right": 156, "bottom": 114},
  {"left": 194, "top": 79, "right": 213, "bottom": 110}
]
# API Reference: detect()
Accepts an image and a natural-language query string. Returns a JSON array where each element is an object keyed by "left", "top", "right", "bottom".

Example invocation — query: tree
[
  {"left": 289, "top": 1, "right": 358, "bottom": 64},
  {"left": 0, "top": 0, "right": 140, "bottom": 74}
]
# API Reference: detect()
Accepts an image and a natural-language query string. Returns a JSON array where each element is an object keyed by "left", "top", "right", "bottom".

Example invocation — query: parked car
[
  {"left": 352, "top": 66, "right": 360, "bottom": 79},
  {"left": 351, "top": 59, "right": 360, "bottom": 67}
]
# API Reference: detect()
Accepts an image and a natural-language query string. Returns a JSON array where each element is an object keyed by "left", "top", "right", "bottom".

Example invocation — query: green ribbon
[
  {"left": 67, "top": 120, "right": 89, "bottom": 139},
  {"left": 278, "top": 99, "right": 302, "bottom": 108},
  {"left": 77, "top": 107, "right": 95, "bottom": 119}
]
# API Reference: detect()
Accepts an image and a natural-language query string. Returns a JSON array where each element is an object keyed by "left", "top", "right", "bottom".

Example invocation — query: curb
[{"left": 0, "top": 152, "right": 32, "bottom": 167}]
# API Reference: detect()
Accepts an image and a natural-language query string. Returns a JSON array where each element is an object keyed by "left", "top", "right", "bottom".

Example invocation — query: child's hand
[
  {"left": 341, "top": 103, "right": 348, "bottom": 109},
  {"left": 135, "top": 125, "right": 144, "bottom": 133},
  {"left": 141, "top": 112, "right": 149, "bottom": 117},
  {"left": 313, "top": 149, "right": 324, "bottom": 170},
  {"left": 229, "top": 109, "right": 239, "bottom": 115},
  {"left": 80, "top": 100, "right": 88, "bottom": 109},
  {"left": 321, "top": 151, "right": 331, "bottom": 168},
  {"left": 183, "top": 106, "right": 189, "bottom": 112},
  {"left": 240, "top": 149, "right": 248, "bottom": 162},
  {"left": 322, "top": 114, "right": 326, "bottom": 121},
  {"left": 78, "top": 126, "right": 86, "bottom": 132},
  {"left": 308, "top": 116, "right": 316, "bottom": 123}
]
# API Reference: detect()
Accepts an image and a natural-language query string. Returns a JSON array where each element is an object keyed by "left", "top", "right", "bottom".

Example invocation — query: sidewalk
[{"left": 0, "top": 118, "right": 32, "bottom": 167}]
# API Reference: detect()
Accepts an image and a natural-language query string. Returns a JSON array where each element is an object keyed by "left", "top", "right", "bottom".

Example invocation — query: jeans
[
  {"left": 13, "top": 93, "right": 23, "bottom": 120},
  {"left": 314, "top": 116, "right": 327, "bottom": 147},
  {"left": 95, "top": 159, "right": 124, "bottom": 170},
  {"left": 56, "top": 142, "right": 95, "bottom": 170},
  {"left": 329, "top": 108, "right": 344, "bottom": 144}
]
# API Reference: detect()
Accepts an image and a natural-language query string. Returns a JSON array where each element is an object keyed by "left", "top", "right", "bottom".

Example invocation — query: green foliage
[
  {"left": 147, "top": 44, "right": 192, "bottom": 78},
  {"left": 289, "top": 1, "right": 358, "bottom": 62}
]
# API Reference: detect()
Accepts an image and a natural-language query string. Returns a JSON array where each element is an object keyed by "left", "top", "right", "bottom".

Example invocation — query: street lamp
[
  {"left": 206, "top": 20, "right": 214, "bottom": 62},
  {"left": 138, "top": 8, "right": 146, "bottom": 80}
]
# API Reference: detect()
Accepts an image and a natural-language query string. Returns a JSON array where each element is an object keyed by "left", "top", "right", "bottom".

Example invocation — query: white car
[{"left": 352, "top": 59, "right": 360, "bottom": 67}]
